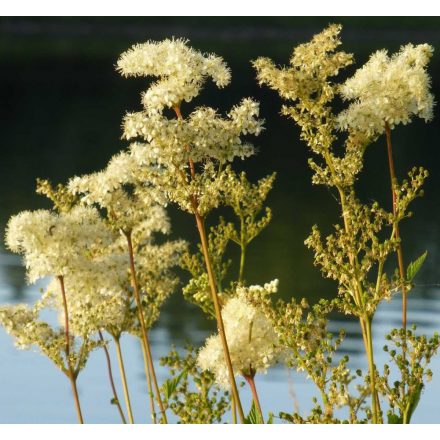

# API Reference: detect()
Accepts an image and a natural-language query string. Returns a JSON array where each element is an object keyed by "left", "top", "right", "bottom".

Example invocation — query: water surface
[{"left": 0, "top": 17, "right": 439, "bottom": 423}]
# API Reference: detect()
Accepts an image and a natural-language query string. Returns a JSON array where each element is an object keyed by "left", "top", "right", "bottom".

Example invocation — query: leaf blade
[{"left": 407, "top": 251, "right": 428, "bottom": 282}]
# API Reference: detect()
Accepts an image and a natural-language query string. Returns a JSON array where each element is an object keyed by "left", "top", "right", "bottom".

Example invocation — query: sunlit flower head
[
  {"left": 5, "top": 206, "right": 112, "bottom": 283},
  {"left": 253, "top": 24, "right": 353, "bottom": 103},
  {"left": 338, "top": 43, "right": 435, "bottom": 136},
  {"left": 197, "top": 284, "right": 281, "bottom": 389},
  {"left": 117, "top": 38, "right": 231, "bottom": 115}
]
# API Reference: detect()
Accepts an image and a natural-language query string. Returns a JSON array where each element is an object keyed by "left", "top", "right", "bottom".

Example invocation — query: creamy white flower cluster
[
  {"left": 5, "top": 206, "right": 113, "bottom": 283},
  {"left": 68, "top": 151, "right": 171, "bottom": 232},
  {"left": 114, "top": 39, "right": 264, "bottom": 216},
  {"left": 197, "top": 282, "right": 281, "bottom": 389},
  {"left": 0, "top": 303, "right": 73, "bottom": 371},
  {"left": 44, "top": 250, "right": 129, "bottom": 337},
  {"left": 253, "top": 24, "right": 353, "bottom": 104},
  {"left": 117, "top": 38, "right": 231, "bottom": 115},
  {"left": 123, "top": 98, "right": 262, "bottom": 165},
  {"left": 338, "top": 44, "right": 435, "bottom": 135}
]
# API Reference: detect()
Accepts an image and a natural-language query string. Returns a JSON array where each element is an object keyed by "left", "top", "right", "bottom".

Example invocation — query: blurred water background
[{"left": 0, "top": 17, "right": 439, "bottom": 423}]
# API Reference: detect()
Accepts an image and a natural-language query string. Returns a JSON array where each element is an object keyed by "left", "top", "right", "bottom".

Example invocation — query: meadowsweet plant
[
  {"left": 338, "top": 43, "right": 434, "bottom": 334},
  {"left": 1, "top": 29, "right": 438, "bottom": 425},
  {"left": 114, "top": 38, "right": 268, "bottom": 423},
  {"left": 254, "top": 24, "right": 437, "bottom": 424},
  {"left": 69, "top": 160, "right": 186, "bottom": 423},
  {"left": 1, "top": 202, "right": 113, "bottom": 423}
]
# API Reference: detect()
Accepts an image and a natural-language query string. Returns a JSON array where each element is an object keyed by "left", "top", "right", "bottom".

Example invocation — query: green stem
[
  {"left": 322, "top": 151, "right": 382, "bottom": 422},
  {"left": 239, "top": 243, "right": 246, "bottom": 284},
  {"left": 365, "top": 316, "right": 379, "bottom": 423},
  {"left": 231, "top": 394, "right": 237, "bottom": 424},
  {"left": 194, "top": 213, "right": 246, "bottom": 423},
  {"left": 320, "top": 389, "right": 333, "bottom": 419},
  {"left": 173, "top": 104, "right": 245, "bottom": 423},
  {"left": 139, "top": 336, "right": 157, "bottom": 423},
  {"left": 98, "top": 331, "right": 127, "bottom": 424},
  {"left": 125, "top": 231, "right": 168, "bottom": 423},
  {"left": 238, "top": 214, "right": 247, "bottom": 283},
  {"left": 114, "top": 337, "right": 135, "bottom": 424},
  {"left": 58, "top": 275, "right": 84, "bottom": 424},
  {"left": 375, "top": 260, "right": 384, "bottom": 299}
]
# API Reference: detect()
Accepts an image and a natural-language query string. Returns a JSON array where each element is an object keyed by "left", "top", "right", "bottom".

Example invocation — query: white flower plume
[{"left": 338, "top": 43, "right": 435, "bottom": 136}]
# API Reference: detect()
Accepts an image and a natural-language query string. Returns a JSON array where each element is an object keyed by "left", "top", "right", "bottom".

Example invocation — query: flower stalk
[
  {"left": 193, "top": 211, "right": 246, "bottom": 423},
  {"left": 98, "top": 331, "right": 127, "bottom": 424},
  {"left": 173, "top": 104, "right": 246, "bottom": 423},
  {"left": 244, "top": 373, "right": 264, "bottom": 423},
  {"left": 323, "top": 152, "right": 382, "bottom": 423},
  {"left": 113, "top": 337, "right": 135, "bottom": 424},
  {"left": 58, "top": 275, "right": 84, "bottom": 424},
  {"left": 139, "top": 338, "right": 157, "bottom": 423},
  {"left": 125, "top": 231, "right": 168, "bottom": 423},
  {"left": 385, "top": 122, "right": 408, "bottom": 332}
]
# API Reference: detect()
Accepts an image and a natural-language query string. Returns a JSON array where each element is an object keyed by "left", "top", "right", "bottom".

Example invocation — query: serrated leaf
[
  {"left": 406, "top": 383, "right": 424, "bottom": 423},
  {"left": 407, "top": 251, "right": 428, "bottom": 282},
  {"left": 245, "top": 401, "right": 262, "bottom": 424},
  {"left": 162, "top": 368, "right": 188, "bottom": 401}
]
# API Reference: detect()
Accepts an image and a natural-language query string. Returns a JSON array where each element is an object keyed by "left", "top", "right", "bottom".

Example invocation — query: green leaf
[
  {"left": 279, "top": 411, "right": 294, "bottom": 423},
  {"left": 406, "top": 383, "right": 424, "bottom": 423},
  {"left": 245, "top": 401, "right": 262, "bottom": 424},
  {"left": 407, "top": 251, "right": 428, "bottom": 282},
  {"left": 110, "top": 397, "right": 119, "bottom": 405},
  {"left": 162, "top": 368, "right": 188, "bottom": 401},
  {"left": 387, "top": 412, "right": 403, "bottom": 424}
]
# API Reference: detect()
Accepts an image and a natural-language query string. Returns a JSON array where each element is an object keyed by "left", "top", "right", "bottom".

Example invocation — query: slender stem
[
  {"left": 238, "top": 215, "right": 246, "bottom": 283},
  {"left": 98, "top": 331, "right": 127, "bottom": 424},
  {"left": 239, "top": 243, "right": 246, "bottom": 284},
  {"left": 57, "top": 275, "right": 84, "bottom": 424},
  {"left": 194, "top": 212, "right": 246, "bottom": 423},
  {"left": 385, "top": 122, "right": 407, "bottom": 331},
  {"left": 125, "top": 231, "right": 168, "bottom": 423},
  {"left": 364, "top": 316, "right": 379, "bottom": 424},
  {"left": 173, "top": 104, "right": 246, "bottom": 423},
  {"left": 323, "top": 152, "right": 382, "bottom": 422},
  {"left": 114, "top": 337, "right": 135, "bottom": 424},
  {"left": 231, "top": 394, "right": 237, "bottom": 424},
  {"left": 244, "top": 374, "right": 264, "bottom": 423},
  {"left": 139, "top": 336, "right": 157, "bottom": 423},
  {"left": 320, "top": 389, "right": 333, "bottom": 419},
  {"left": 67, "top": 375, "right": 84, "bottom": 424}
]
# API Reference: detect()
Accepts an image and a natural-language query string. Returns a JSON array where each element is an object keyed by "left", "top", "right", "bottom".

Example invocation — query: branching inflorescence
[{"left": 0, "top": 27, "right": 438, "bottom": 424}]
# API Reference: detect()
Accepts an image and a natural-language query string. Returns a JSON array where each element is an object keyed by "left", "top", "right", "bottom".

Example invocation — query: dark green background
[{"left": 1, "top": 16, "right": 439, "bottom": 319}]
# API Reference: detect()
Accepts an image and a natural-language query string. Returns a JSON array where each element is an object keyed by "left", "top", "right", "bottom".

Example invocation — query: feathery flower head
[
  {"left": 338, "top": 43, "right": 435, "bottom": 135},
  {"left": 68, "top": 150, "right": 171, "bottom": 232},
  {"left": 121, "top": 99, "right": 263, "bottom": 215},
  {"left": 5, "top": 206, "right": 113, "bottom": 283},
  {"left": 122, "top": 98, "right": 263, "bottom": 165},
  {"left": 197, "top": 282, "right": 281, "bottom": 388},
  {"left": 116, "top": 39, "right": 264, "bottom": 216},
  {"left": 253, "top": 24, "right": 353, "bottom": 103},
  {"left": 0, "top": 300, "right": 100, "bottom": 373},
  {"left": 117, "top": 38, "right": 231, "bottom": 115}
]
